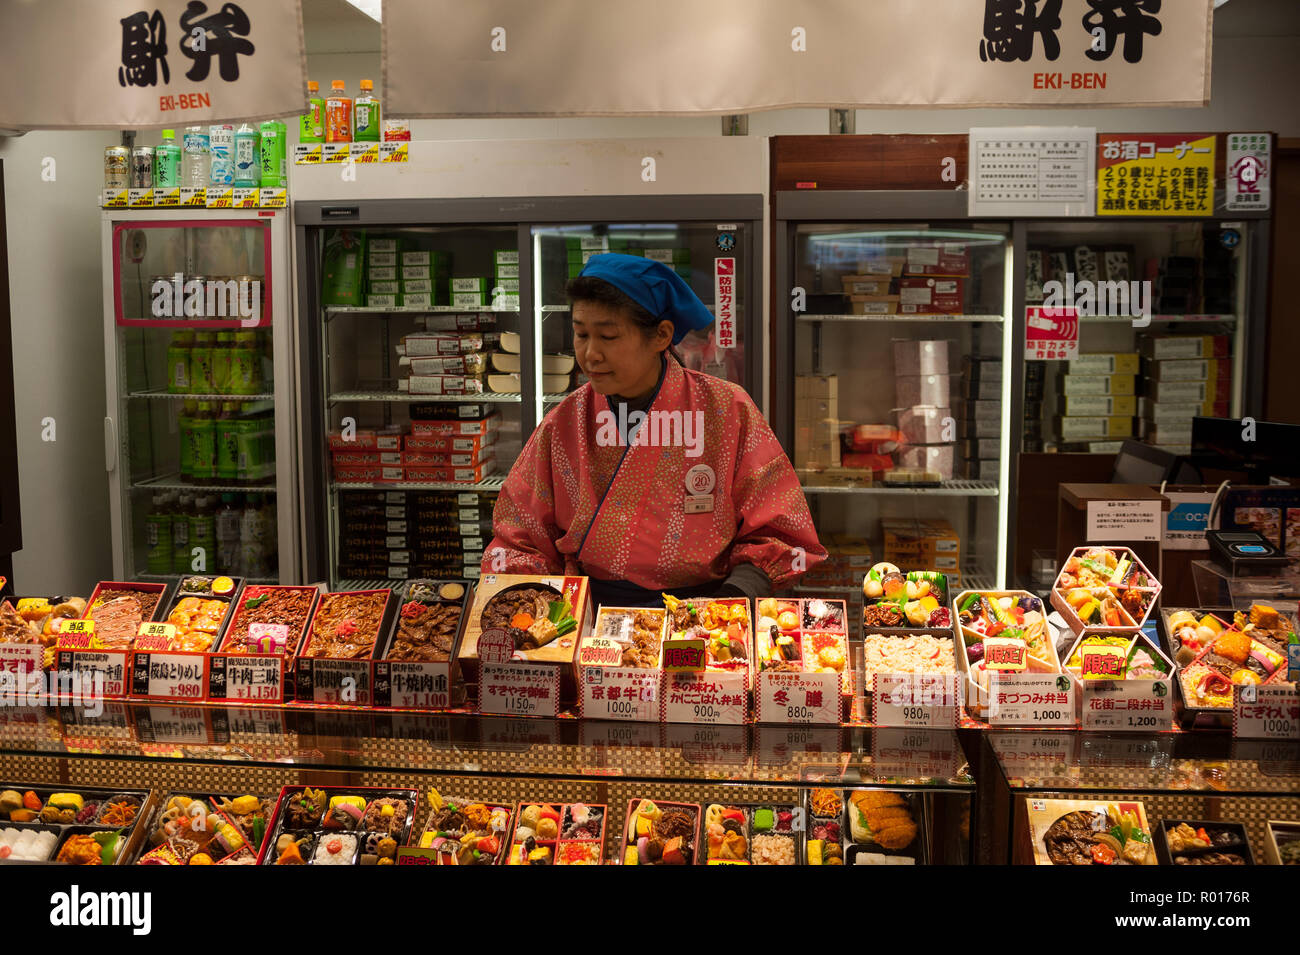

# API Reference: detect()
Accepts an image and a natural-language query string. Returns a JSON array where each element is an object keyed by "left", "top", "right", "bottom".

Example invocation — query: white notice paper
[
  {"left": 969, "top": 127, "right": 1095, "bottom": 217},
  {"left": 1086, "top": 500, "right": 1162, "bottom": 543}
]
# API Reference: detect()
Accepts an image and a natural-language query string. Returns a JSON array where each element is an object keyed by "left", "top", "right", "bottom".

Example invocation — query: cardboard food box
[
  {"left": 1020, "top": 798, "right": 1157, "bottom": 865},
  {"left": 150, "top": 575, "right": 245, "bottom": 653},
  {"left": 76, "top": 581, "right": 171, "bottom": 651},
  {"left": 218, "top": 585, "right": 320, "bottom": 657},
  {"left": 404, "top": 459, "right": 498, "bottom": 484},
  {"left": 402, "top": 333, "right": 488, "bottom": 357},
  {"left": 133, "top": 789, "right": 277, "bottom": 864},
  {"left": 1056, "top": 415, "right": 1135, "bottom": 441},
  {"left": 1051, "top": 546, "right": 1161, "bottom": 634},
  {"left": 952, "top": 589, "right": 1060, "bottom": 717},
  {"left": 903, "top": 242, "right": 969, "bottom": 277},
  {"left": 893, "top": 340, "right": 950, "bottom": 376},
  {"left": 1060, "top": 629, "right": 1174, "bottom": 719},
  {"left": 403, "top": 430, "right": 498, "bottom": 454},
  {"left": 294, "top": 589, "right": 398, "bottom": 705},
  {"left": 896, "top": 374, "right": 952, "bottom": 408},
  {"left": 398, "top": 374, "right": 486, "bottom": 396},
  {"left": 456, "top": 574, "right": 592, "bottom": 698},
  {"left": 1062, "top": 394, "right": 1137, "bottom": 417},
  {"left": 259, "top": 785, "right": 421, "bottom": 865},
  {"left": 898, "top": 277, "right": 964, "bottom": 314},
  {"left": 1145, "top": 378, "right": 1231, "bottom": 403},
  {"left": 896, "top": 444, "right": 955, "bottom": 480},
  {"left": 409, "top": 413, "right": 501, "bottom": 437},
  {"left": 1139, "top": 335, "right": 1230, "bottom": 361},
  {"left": 0, "top": 783, "right": 155, "bottom": 865},
  {"left": 506, "top": 801, "right": 609, "bottom": 865},
  {"left": 851, "top": 296, "right": 900, "bottom": 315},
  {"left": 1068, "top": 353, "right": 1140, "bottom": 376},
  {"left": 1144, "top": 358, "right": 1228, "bottom": 383},
  {"left": 658, "top": 596, "right": 756, "bottom": 717},
  {"left": 898, "top": 406, "right": 953, "bottom": 445},
  {"left": 333, "top": 465, "right": 404, "bottom": 483},
  {"left": 1061, "top": 374, "right": 1137, "bottom": 396},
  {"left": 326, "top": 426, "right": 405, "bottom": 451},
  {"left": 840, "top": 274, "right": 894, "bottom": 296},
  {"left": 753, "top": 597, "right": 853, "bottom": 721}
]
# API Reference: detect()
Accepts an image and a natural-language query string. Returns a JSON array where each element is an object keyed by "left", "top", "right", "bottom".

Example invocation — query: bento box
[
  {"left": 217, "top": 584, "right": 320, "bottom": 656},
  {"left": 952, "top": 589, "right": 1062, "bottom": 717},
  {"left": 621, "top": 798, "right": 702, "bottom": 865},
  {"left": 803, "top": 787, "right": 925, "bottom": 865},
  {"left": 294, "top": 588, "right": 399, "bottom": 704},
  {"left": 1051, "top": 546, "right": 1160, "bottom": 634},
  {"left": 860, "top": 565, "right": 954, "bottom": 631},
  {"left": 259, "top": 785, "right": 420, "bottom": 866},
  {"left": 754, "top": 597, "right": 853, "bottom": 721},
  {"left": 659, "top": 595, "right": 754, "bottom": 722},
  {"left": 1021, "top": 797, "right": 1157, "bottom": 866},
  {"left": 1263, "top": 820, "right": 1300, "bottom": 866},
  {"left": 411, "top": 788, "right": 511, "bottom": 865},
  {"left": 576, "top": 606, "right": 668, "bottom": 721},
  {"left": 133, "top": 790, "right": 274, "bottom": 865},
  {"left": 0, "top": 784, "right": 153, "bottom": 865},
  {"left": 80, "top": 581, "right": 171, "bottom": 650},
  {"left": 148, "top": 575, "right": 244, "bottom": 653},
  {"left": 1154, "top": 819, "right": 1254, "bottom": 866},
  {"left": 506, "top": 801, "right": 607, "bottom": 865}
]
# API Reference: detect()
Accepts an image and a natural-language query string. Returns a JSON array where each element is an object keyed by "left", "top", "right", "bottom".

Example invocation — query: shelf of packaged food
[
  {"left": 325, "top": 305, "right": 520, "bottom": 315},
  {"left": 541, "top": 304, "right": 720, "bottom": 314},
  {"left": 127, "top": 389, "right": 275, "bottom": 402},
  {"left": 327, "top": 390, "right": 522, "bottom": 404},
  {"left": 131, "top": 474, "right": 277, "bottom": 494},
  {"left": 797, "top": 313, "right": 1005, "bottom": 324},
  {"left": 1074, "top": 313, "right": 1236, "bottom": 324},
  {"left": 801, "top": 480, "right": 999, "bottom": 497},
  {"left": 331, "top": 476, "right": 507, "bottom": 493}
]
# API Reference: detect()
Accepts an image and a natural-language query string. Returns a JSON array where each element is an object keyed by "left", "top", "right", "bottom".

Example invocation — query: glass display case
[
  {"left": 294, "top": 196, "right": 763, "bottom": 589},
  {"left": 100, "top": 210, "right": 300, "bottom": 585},
  {"left": 773, "top": 192, "right": 1016, "bottom": 600}
]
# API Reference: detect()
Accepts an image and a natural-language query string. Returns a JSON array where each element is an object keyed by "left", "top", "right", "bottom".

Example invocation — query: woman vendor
[{"left": 484, "top": 253, "right": 826, "bottom": 608}]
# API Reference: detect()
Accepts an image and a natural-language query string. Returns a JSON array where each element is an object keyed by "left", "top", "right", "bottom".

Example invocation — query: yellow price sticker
[{"left": 61, "top": 619, "right": 95, "bottom": 635}]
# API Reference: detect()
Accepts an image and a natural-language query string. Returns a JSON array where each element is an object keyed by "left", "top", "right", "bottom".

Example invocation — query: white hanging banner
[
  {"left": 383, "top": 0, "right": 1214, "bottom": 118},
  {"left": 0, "top": 0, "right": 307, "bottom": 129}
]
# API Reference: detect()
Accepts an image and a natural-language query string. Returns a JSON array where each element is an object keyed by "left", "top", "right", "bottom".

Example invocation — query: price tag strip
[
  {"left": 295, "top": 658, "right": 372, "bottom": 706},
  {"left": 1233, "top": 683, "right": 1300, "bottom": 740},
  {"left": 579, "top": 665, "right": 659, "bottom": 721},
  {"left": 987, "top": 672, "right": 1077, "bottom": 727},
  {"left": 1080, "top": 678, "right": 1173, "bottom": 731},
  {"left": 871, "top": 673, "right": 960, "bottom": 728},
  {"left": 54, "top": 648, "right": 130, "bottom": 699},
  {"left": 755, "top": 670, "right": 842, "bottom": 725},
  {"left": 208, "top": 654, "right": 285, "bottom": 704},
  {"left": 479, "top": 662, "right": 560, "bottom": 718},
  {"left": 130, "top": 651, "right": 209, "bottom": 702},
  {"left": 373, "top": 660, "right": 452, "bottom": 710},
  {"left": 660, "top": 670, "right": 747, "bottom": 725}
]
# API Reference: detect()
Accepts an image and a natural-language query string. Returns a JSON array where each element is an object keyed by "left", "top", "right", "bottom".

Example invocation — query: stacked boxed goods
[
  {"left": 796, "top": 534, "right": 873, "bottom": 594},
  {"left": 1138, "top": 335, "right": 1231, "bottom": 451},
  {"left": 363, "top": 240, "right": 452, "bottom": 308},
  {"left": 841, "top": 255, "right": 904, "bottom": 315},
  {"left": 486, "top": 327, "right": 575, "bottom": 395},
  {"left": 958, "top": 355, "right": 1000, "bottom": 479},
  {"left": 566, "top": 236, "right": 610, "bottom": 281},
  {"left": 491, "top": 249, "right": 520, "bottom": 310},
  {"left": 881, "top": 518, "right": 961, "bottom": 583},
  {"left": 328, "top": 425, "right": 406, "bottom": 484},
  {"left": 406, "top": 402, "right": 501, "bottom": 483},
  {"left": 793, "top": 374, "right": 840, "bottom": 476},
  {"left": 339, "top": 488, "right": 496, "bottom": 581},
  {"left": 894, "top": 341, "right": 953, "bottom": 481},
  {"left": 396, "top": 330, "right": 492, "bottom": 396},
  {"left": 1051, "top": 352, "right": 1139, "bottom": 450}
]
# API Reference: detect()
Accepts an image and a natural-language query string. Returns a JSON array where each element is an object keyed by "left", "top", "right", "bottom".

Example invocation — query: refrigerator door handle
[{"left": 104, "top": 416, "right": 117, "bottom": 472}]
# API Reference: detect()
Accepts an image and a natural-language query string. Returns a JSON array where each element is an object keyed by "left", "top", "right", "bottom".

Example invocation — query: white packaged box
[
  {"left": 897, "top": 406, "right": 952, "bottom": 444},
  {"left": 895, "top": 374, "right": 951, "bottom": 408},
  {"left": 893, "top": 340, "right": 949, "bottom": 376},
  {"left": 897, "top": 444, "right": 954, "bottom": 480}
]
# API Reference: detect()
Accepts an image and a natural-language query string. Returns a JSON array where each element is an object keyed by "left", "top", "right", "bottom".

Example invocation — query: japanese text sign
[
  {"left": 1081, "top": 678, "right": 1173, "bottom": 731},
  {"left": 988, "top": 672, "right": 1077, "bottom": 727},
  {"left": 580, "top": 665, "right": 659, "bottom": 722},
  {"left": 0, "top": 0, "right": 308, "bottom": 129},
  {"left": 1025, "top": 306, "right": 1078, "bottom": 361},
  {"left": 755, "top": 670, "right": 842, "bottom": 725},
  {"left": 480, "top": 662, "right": 560, "bottom": 718},
  {"left": 1233, "top": 684, "right": 1299, "bottom": 741},
  {"left": 1086, "top": 499, "right": 1162, "bottom": 542},
  {"left": 1226, "top": 133, "right": 1271, "bottom": 212},
  {"left": 714, "top": 257, "right": 735, "bottom": 350},
  {"left": 872, "top": 673, "right": 961, "bottom": 728},
  {"left": 1097, "top": 134, "right": 1216, "bottom": 216},
  {"left": 131, "top": 651, "right": 208, "bottom": 702},
  {"left": 661, "top": 670, "right": 746, "bottom": 725},
  {"left": 208, "top": 653, "right": 284, "bottom": 704}
]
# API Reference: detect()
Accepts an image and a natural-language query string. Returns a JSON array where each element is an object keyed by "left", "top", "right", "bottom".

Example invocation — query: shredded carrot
[
  {"left": 100, "top": 801, "right": 137, "bottom": 826},
  {"left": 511, "top": 613, "right": 534, "bottom": 630}
]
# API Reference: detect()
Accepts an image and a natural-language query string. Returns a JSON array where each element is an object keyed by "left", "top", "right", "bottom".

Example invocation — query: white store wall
[{"left": 3, "top": 0, "right": 1297, "bottom": 592}]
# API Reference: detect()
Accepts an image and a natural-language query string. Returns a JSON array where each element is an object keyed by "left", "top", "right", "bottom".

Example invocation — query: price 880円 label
[
  {"left": 580, "top": 666, "right": 659, "bottom": 721},
  {"left": 1233, "top": 684, "right": 1300, "bottom": 740},
  {"left": 987, "top": 672, "right": 1077, "bottom": 727},
  {"left": 1080, "top": 678, "right": 1173, "bottom": 731},
  {"left": 872, "top": 673, "right": 960, "bottom": 728},
  {"left": 480, "top": 662, "right": 559, "bottom": 718},
  {"left": 131, "top": 652, "right": 208, "bottom": 702},
  {"left": 755, "top": 670, "right": 842, "bottom": 725}
]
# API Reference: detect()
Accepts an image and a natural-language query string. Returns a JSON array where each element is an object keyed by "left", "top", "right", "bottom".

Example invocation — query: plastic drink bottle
[
  {"left": 190, "top": 332, "right": 215, "bottom": 392},
  {"left": 172, "top": 493, "right": 193, "bottom": 574},
  {"left": 325, "top": 81, "right": 352, "bottom": 143},
  {"left": 167, "top": 331, "right": 193, "bottom": 394},
  {"left": 354, "top": 79, "right": 380, "bottom": 142},
  {"left": 189, "top": 495, "right": 216, "bottom": 571},
  {"left": 258, "top": 120, "right": 286, "bottom": 187},
  {"left": 234, "top": 123, "right": 260, "bottom": 187},
  {"left": 216, "top": 403, "right": 240, "bottom": 483},
  {"left": 145, "top": 493, "right": 172, "bottom": 574},
  {"left": 182, "top": 126, "right": 209, "bottom": 187},
  {"left": 240, "top": 493, "right": 266, "bottom": 578},
  {"left": 154, "top": 129, "right": 181, "bottom": 188},
  {"left": 216, "top": 493, "right": 242, "bottom": 574},
  {"left": 230, "top": 331, "right": 262, "bottom": 394},
  {"left": 178, "top": 401, "right": 197, "bottom": 479},
  {"left": 190, "top": 403, "right": 217, "bottom": 481},
  {"left": 301, "top": 81, "right": 324, "bottom": 143},
  {"left": 211, "top": 331, "right": 234, "bottom": 395},
  {"left": 208, "top": 124, "right": 235, "bottom": 186}
]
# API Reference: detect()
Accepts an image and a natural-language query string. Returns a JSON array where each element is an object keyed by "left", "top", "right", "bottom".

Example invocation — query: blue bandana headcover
[{"left": 578, "top": 253, "right": 714, "bottom": 344}]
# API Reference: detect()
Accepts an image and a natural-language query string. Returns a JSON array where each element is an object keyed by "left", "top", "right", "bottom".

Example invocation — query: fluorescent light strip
[{"left": 345, "top": 0, "right": 381, "bottom": 23}]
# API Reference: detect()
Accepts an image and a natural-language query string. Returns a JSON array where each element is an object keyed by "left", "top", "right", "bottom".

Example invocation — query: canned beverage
[
  {"left": 208, "top": 124, "right": 235, "bottom": 186},
  {"left": 130, "top": 146, "right": 154, "bottom": 188},
  {"left": 235, "top": 274, "right": 264, "bottom": 321},
  {"left": 104, "top": 146, "right": 129, "bottom": 190}
]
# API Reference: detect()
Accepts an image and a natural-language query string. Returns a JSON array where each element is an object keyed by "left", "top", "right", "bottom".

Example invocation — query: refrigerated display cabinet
[
  {"left": 773, "top": 191, "right": 1014, "bottom": 596},
  {"left": 100, "top": 210, "right": 301, "bottom": 585},
  {"left": 291, "top": 139, "right": 766, "bottom": 589}
]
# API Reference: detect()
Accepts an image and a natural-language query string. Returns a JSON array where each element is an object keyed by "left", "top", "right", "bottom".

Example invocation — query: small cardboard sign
[
  {"left": 58, "top": 619, "right": 96, "bottom": 641},
  {"left": 135, "top": 622, "right": 176, "bottom": 650},
  {"left": 580, "top": 665, "right": 659, "bottom": 721},
  {"left": 131, "top": 651, "right": 208, "bottom": 702},
  {"left": 247, "top": 623, "right": 290, "bottom": 655},
  {"left": 55, "top": 649, "right": 128, "bottom": 698},
  {"left": 755, "top": 670, "right": 842, "bottom": 724},
  {"left": 871, "top": 673, "right": 960, "bottom": 728},
  {"left": 661, "top": 670, "right": 746, "bottom": 724},
  {"left": 395, "top": 847, "right": 441, "bottom": 865},
  {"left": 480, "top": 662, "right": 560, "bottom": 718},
  {"left": 1232, "top": 683, "right": 1300, "bottom": 740},
  {"left": 1080, "top": 678, "right": 1173, "bottom": 731},
  {"left": 661, "top": 639, "right": 706, "bottom": 672},
  {"left": 988, "top": 672, "right": 1077, "bottom": 727},
  {"left": 375, "top": 660, "right": 451, "bottom": 710},
  {"left": 984, "top": 636, "right": 1029, "bottom": 671},
  {"left": 209, "top": 654, "right": 284, "bottom": 704}
]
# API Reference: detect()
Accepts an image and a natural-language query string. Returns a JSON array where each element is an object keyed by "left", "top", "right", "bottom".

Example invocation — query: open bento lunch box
[
  {"left": 1051, "top": 546, "right": 1161, "bottom": 635},
  {"left": 804, "top": 787, "right": 927, "bottom": 865},
  {"left": 0, "top": 784, "right": 153, "bottom": 865},
  {"left": 259, "top": 785, "right": 420, "bottom": 866},
  {"left": 952, "top": 589, "right": 1063, "bottom": 717},
  {"left": 133, "top": 790, "right": 274, "bottom": 865}
]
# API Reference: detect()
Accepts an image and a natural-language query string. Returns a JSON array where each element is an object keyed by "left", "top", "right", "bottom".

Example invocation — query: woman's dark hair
[{"left": 567, "top": 275, "right": 682, "bottom": 363}]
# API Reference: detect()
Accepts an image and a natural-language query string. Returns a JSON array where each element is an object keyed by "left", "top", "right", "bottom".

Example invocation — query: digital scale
[{"left": 1206, "top": 530, "right": 1291, "bottom": 574}]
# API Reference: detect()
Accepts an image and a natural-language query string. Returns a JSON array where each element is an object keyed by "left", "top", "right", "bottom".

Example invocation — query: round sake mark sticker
[
  {"left": 477, "top": 628, "right": 515, "bottom": 663},
  {"left": 685, "top": 464, "right": 716, "bottom": 496}
]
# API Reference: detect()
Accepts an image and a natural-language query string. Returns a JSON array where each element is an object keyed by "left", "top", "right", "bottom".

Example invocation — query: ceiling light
[{"left": 345, "top": 0, "right": 381, "bottom": 23}]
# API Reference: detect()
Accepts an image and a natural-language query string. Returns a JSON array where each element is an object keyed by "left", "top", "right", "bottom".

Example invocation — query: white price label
[
  {"left": 0, "top": 643, "right": 44, "bottom": 677},
  {"left": 988, "top": 672, "right": 1077, "bottom": 726},
  {"left": 661, "top": 670, "right": 747, "bottom": 725},
  {"left": 221, "top": 655, "right": 284, "bottom": 703},
  {"left": 56, "top": 649, "right": 128, "bottom": 698},
  {"left": 305, "top": 659, "right": 371, "bottom": 706},
  {"left": 1233, "top": 684, "right": 1300, "bottom": 740},
  {"left": 134, "top": 652, "right": 207, "bottom": 702},
  {"left": 755, "top": 670, "right": 842, "bottom": 725},
  {"left": 872, "top": 673, "right": 960, "bottom": 728},
  {"left": 580, "top": 666, "right": 658, "bottom": 721},
  {"left": 480, "top": 662, "right": 559, "bottom": 717},
  {"left": 1080, "top": 679, "right": 1173, "bottom": 731},
  {"left": 387, "top": 661, "right": 451, "bottom": 710}
]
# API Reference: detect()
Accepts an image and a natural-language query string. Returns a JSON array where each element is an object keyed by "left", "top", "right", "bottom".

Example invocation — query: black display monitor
[{"left": 1190, "top": 416, "right": 1300, "bottom": 484}]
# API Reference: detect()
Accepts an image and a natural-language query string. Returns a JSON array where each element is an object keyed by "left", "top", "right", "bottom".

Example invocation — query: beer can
[
  {"left": 130, "top": 146, "right": 154, "bottom": 188},
  {"left": 104, "top": 146, "right": 129, "bottom": 190}
]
